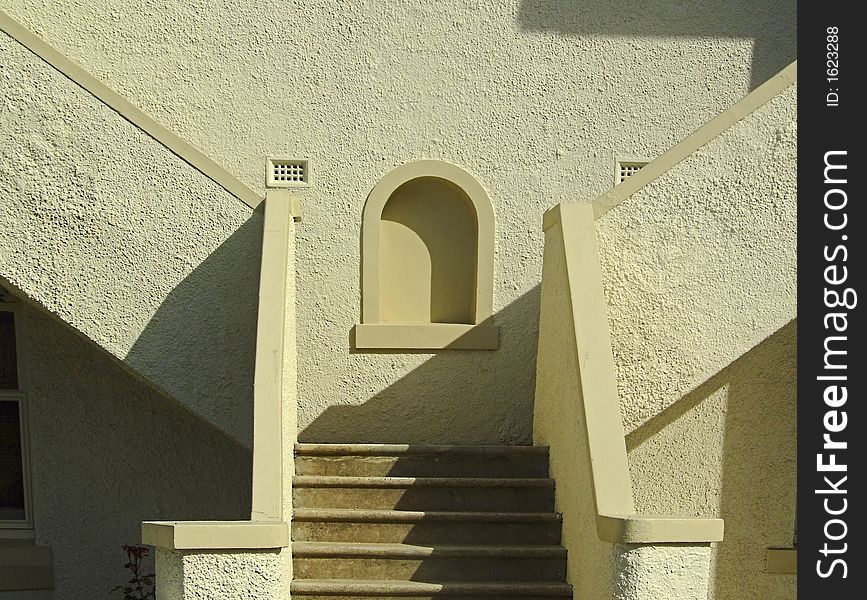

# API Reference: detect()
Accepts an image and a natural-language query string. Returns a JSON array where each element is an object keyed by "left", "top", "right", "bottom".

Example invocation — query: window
[{"left": 0, "top": 305, "right": 32, "bottom": 529}]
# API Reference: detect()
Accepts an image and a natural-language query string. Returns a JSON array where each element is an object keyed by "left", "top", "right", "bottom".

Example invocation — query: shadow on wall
[
  {"left": 301, "top": 286, "right": 542, "bottom": 445},
  {"left": 124, "top": 207, "right": 264, "bottom": 447},
  {"left": 517, "top": 0, "right": 796, "bottom": 89},
  {"left": 24, "top": 304, "right": 251, "bottom": 598},
  {"left": 627, "top": 320, "right": 797, "bottom": 599}
]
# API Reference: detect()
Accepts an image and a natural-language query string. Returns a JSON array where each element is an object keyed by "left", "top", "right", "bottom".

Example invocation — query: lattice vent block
[
  {"left": 617, "top": 160, "right": 649, "bottom": 183},
  {"left": 267, "top": 158, "right": 310, "bottom": 188}
]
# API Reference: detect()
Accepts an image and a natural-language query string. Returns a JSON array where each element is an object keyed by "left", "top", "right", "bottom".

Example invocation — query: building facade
[{"left": 1, "top": 1, "right": 795, "bottom": 598}]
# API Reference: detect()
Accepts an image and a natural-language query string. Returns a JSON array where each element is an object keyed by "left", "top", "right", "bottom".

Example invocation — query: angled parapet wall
[
  {"left": 0, "top": 27, "right": 260, "bottom": 445},
  {"left": 534, "top": 203, "right": 721, "bottom": 600},
  {"left": 593, "top": 68, "right": 797, "bottom": 599},
  {"left": 593, "top": 68, "right": 796, "bottom": 435}
]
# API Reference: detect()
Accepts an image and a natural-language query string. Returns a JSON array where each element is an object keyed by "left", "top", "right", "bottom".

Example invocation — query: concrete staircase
[{"left": 291, "top": 444, "right": 571, "bottom": 599}]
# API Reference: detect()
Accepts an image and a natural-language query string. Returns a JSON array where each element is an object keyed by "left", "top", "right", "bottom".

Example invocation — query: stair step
[
  {"left": 293, "top": 477, "right": 555, "bottom": 512},
  {"left": 290, "top": 578, "right": 573, "bottom": 598},
  {"left": 293, "top": 542, "right": 567, "bottom": 558},
  {"left": 292, "top": 542, "right": 566, "bottom": 582},
  {"left": 295, "top": 444, "right": 550, "bottom": 456},
  {"left": 292, "top": 509, "right": 562, "bottom": 545},
  {"left": 296, "top": 455, "right": 548, "bottom": 479},
  {"left": 295, "top": 445, "right": 549, "bottom": 478}
]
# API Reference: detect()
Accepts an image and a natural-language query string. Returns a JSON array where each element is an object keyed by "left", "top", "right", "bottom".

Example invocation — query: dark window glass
[
  {"left": 0, "top": 311, "right": 17, "bottom": 389},
  {"left": 0, "top": 399, "right": 25, "bottom": 520}
]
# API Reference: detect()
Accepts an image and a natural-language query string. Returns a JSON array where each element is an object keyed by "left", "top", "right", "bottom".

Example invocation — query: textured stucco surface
[
  {"left": 0, "top": 302, "right": 250, "bottom": 600},
  {"left": 628, "top": 322, "right": 796, "bottom": 599},
  {"left": 0, "top": 31, "right": 262, "bottom": 445},
  {"left": 596, "top": 83, "right": 796, "bottom": 433},
  {"left": 2, "top": 0, "right": 796, "bottom": 443},
  {"left": 615, "top": 544, "right": 712, "bottom": 600},
  {"left": 596, "top": 85, "right": 797, "bottom": 599},
  {"left": 156, "top": 548, "right": 290, "bottom": 600},
  {"left": 533, "top": 224, "right": 615, "bottom": 599}
]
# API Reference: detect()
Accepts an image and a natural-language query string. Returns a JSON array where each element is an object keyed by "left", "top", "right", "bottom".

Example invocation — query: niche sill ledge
[{"left": 354, "top": 323, "right": 499, "bottom": 350}]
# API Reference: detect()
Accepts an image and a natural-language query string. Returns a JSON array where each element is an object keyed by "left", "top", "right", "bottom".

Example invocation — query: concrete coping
[
  {"left": 142, "top": 521, "right": 289, "bottom": 551},
  {"left": 0, "top": 10, "right": 263, "bottom": 210},
  {"left": 597, "top": 514, "right": 724, "bottom": 544},
  {"left": 590, "top": 60, "right": 797, "bottom": 219},
  {"left": 543, "top": 203, "right": 725, "bottom": 547}
]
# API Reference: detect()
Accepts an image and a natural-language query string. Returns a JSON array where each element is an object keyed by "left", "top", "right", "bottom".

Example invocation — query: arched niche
[{"left": 354, "top": 160, "right": 498, "bottom": 350}]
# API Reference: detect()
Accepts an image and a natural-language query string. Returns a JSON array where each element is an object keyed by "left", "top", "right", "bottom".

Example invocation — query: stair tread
[
  {"left": 296, "top": 444, "right": 549, "bottom": 456},
  {"left": 294, "top": 476, "right": 554, "bottom": 488},
  {"left": 293, "top": 542, "right": 567, "bottom": 558},
  {"left": 292, "top": 508, "right": 561, "bottom": 523},
  {"left": 291, "top": 579, "right": 572, "bottom": 595}
]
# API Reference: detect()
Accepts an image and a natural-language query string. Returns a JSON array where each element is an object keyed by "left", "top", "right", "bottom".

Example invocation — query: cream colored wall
[
  {"left": 534, "top": 223, "right": 615, "bottom": 599},
  {"left": 595, "top": 84, "right": 796, "bottom": 433},
  {"left": 379, "top": 178, "right": 477, "bottom": 324},
  {"left": 595, "top": 85, "right": 797, "bottom": 598},
  {"left": 0, "top": 31, "right": 262, "bottom": 446},
  {"left": 0, "top": 303, "right": 250, "bottom": 600},
  {"left": 615, "top": 544, "right": 713, "bottom": 600},
  {"left": 156, "top": 549, "right": 288, "bottom": 600},
  {"left": 629, "top": 322, "right": 796, "bottom": 599},
  {"left": 2, "top": 0, "right": 796, "bottom": 443}
]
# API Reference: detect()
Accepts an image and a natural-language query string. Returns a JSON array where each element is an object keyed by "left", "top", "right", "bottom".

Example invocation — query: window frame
[{"left": 0, "top": 302, "right": 34, "bottom": 532}]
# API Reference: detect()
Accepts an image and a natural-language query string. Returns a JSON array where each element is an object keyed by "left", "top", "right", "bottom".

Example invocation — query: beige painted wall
[
  {"left": 155, "top": 549, "right": 288, "bottom": 600},
  {"left": 595, "top": 85, "right": 797, "bottom": 598},
  {"left": 0, "top": 302, "right": 249, "bottom": 600},
  {"left": 534, "top": 223, "right": 616, "bottom": 599},
  {"left": 0, "top": 31, "right": 262, "bottom": 446},
  {"left": 379, "top": 178, "right": 478, "bottom": 324},
  {"left": 629, "top": 322, "right": 796, "bottom": 599},
  {"left": 2, "top": 0, "right": 796, "bottom": 443},
  {"left": 595, "top": 84, "right": 796, "bottom": 433}
]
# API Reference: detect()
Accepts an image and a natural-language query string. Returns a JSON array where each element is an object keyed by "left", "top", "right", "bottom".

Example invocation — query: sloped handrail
[
  {"left": 535, "top": 203, "right": 722, "bottom": 544},
  {"left": 0, "top": 10, "right": 263, "bottom": 209},
  {"left": 592, "top": 61, "right": 796, "bottom": 220}
]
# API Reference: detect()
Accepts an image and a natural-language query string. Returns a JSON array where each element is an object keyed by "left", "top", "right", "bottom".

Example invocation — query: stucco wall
[
  {"left": 595, "top": 83, "right": 796, "bottom": 433},
  {"left": 155, "top": 549, "right": 289, "bottom": 600},
  {"left": 534, "top": 223, "right": 615, "bottom": 599},
  {"left": 2, "top": 0, "right": 796, "bottom": 443},
  {"left": 595, "top": 84, "right": 797, "bottom": 598},
  {"left": 628, "top": 322, "right": 796, "bottom": 599},
  {"left": 0, "top": 303, "right": 250, "bottom": 600},
  {"left": 0, "top": 31, "right": 262, "bottom": 445}
]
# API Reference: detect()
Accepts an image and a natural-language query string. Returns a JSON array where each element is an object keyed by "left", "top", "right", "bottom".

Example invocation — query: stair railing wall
[
  {"left": 142, "top": 190, "right": 300, "bottom": 599},
  {"left": 533, "top": 203, "right": 722, "bottom": 600}
]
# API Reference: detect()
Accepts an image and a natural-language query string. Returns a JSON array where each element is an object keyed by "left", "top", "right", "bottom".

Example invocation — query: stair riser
[
  {"left": 292, "top": 521, "right": 562, "bottom": 545},
  {"left": 293, "top": 557, "right": 567, "bottom": 582},
  {"left": 293, "top": 488, "right": 555, "bottom": 512},
  {"left": 296, "top": 456, "right": 549, "bottom": 478}
]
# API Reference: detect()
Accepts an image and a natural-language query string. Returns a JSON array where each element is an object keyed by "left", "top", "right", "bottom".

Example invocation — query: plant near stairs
[{"left": 110, "top": 544, "right": 154, "bottom": 600}]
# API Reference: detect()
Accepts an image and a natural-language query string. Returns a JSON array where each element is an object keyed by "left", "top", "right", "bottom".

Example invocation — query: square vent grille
[
  {"left": 617, "top": 160, "right": 648, "bottom": 184},
  {"left": 267, "top": 158, "right": 309, "bottom": 188}
]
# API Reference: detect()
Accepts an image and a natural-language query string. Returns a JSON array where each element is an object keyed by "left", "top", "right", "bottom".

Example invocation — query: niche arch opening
[{"left": 354, "top": 160, "right": 498, "bottom": 350}]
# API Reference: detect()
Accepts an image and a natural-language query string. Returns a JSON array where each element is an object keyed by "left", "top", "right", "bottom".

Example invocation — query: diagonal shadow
[
  {"left": 15, "top": 299, "right": 251, "bottom": 598},
  {"left": 517, "top": 0, "right": 796, "bottom": 89},
  {"left": 627, "top": 319, "right": 796, "bottom": 599},
  {"left": 301, "top": 286, "right": 541, "bottom": 445},
  {"left": 125, "top": 207, "right": 264, "bottom": 447}
]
